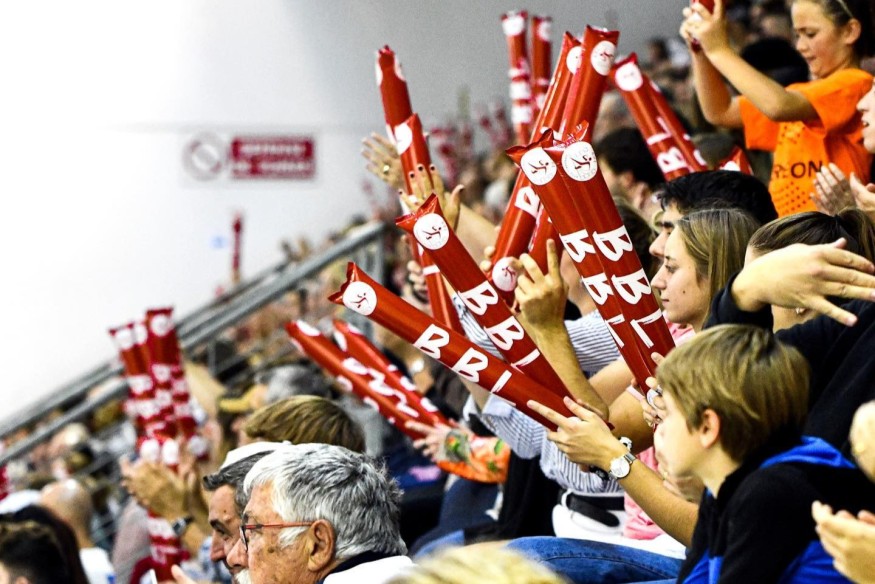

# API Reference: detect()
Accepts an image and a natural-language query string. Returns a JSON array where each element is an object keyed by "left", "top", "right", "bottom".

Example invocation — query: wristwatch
[
  {"left": 171, "top": 515, "right": 194, "bottom": 538},
  {"left": 609, "top": 452, "right": 636, "bottom": 480}
]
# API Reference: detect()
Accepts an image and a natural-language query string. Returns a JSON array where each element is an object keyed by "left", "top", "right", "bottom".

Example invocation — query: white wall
[{"left": 0, "top": 0, "right": 687, "bottom": 421}]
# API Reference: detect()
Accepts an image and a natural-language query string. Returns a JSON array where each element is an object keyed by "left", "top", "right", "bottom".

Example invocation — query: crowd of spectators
[{"left": 3, "top": 0, "right": 875, "bottom": 583}]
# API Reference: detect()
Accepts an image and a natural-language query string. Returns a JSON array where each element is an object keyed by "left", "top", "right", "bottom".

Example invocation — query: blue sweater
[{"left": 679, "top": 435, "right": 875, "bottom": 583}]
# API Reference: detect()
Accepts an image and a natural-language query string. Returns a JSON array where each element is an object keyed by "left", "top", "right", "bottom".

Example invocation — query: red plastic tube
[
  {"left": 647, "top": 79, "right": 708, "bottom": 171},
  {"left": 545, "top": 126, "right": 676, "bottom": 380},
  {"left": 287, "top": 320, "right": 430, "bottom": 439},
  {"left": 330, "top": 264, "right": 574, "bottom": 428},
  {"left": 501, "top": 10, "right": 533, "bottom": 144},
  {"left": 530, "top": 15, "right": 553, "bottom": 119},
  {"left": 611, "top": 55, "right": 699, "bottom": 180},
  {"left": 332, "top": 319, "right": 447, "bottom": 426},
  {"left": 557, "top": 26, "right": 620, "bottom": 139},
  {"left": 398, "top": 195, "right": 571, "bottom": 395}
]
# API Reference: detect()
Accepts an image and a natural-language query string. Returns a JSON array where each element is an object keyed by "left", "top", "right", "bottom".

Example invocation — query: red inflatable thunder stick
[
  {"left": 109, "top": 323, "right": 160, "bottom": 436},
  {"left": 530, "top": 15, "right": 553, "bottom": 118},
  {"left": 647, "top": 79, "right": 708, "bottom": 172},
  {"left": 286, "top": 321, "right": 430, "bottom": 440},
  {"left": 526, "top": 210, "right": 563, "bottom": 276},
  {"left": 330, "top": 264, "right": 575, "bottom": 428},
  {"left": 509, "top": 126, "right": 675, "bottom": 389},
  {"left": 556, "top": 26, "right": 619, "bottom": 139},
  {"left": 397, "top": 195, "right": 571, "bottom": 396},
  {"left": 718, "top": 146, "right": 754, "bottom": 175},
  {"left": 374, "top": 46, "right": 460, "bottom": 332},
  {"left": 332, "top": 319, "right": 447, "bottom": 427},
  {"left": 543, "top": 127, "right": 675, "bottom": 379},
  {"left": 611, "top": 54, "right": 705, "bottom": 181},
  {"left": 487, "top": 33, "right": 582, "bottom": 303},
  {"left": 501, "top": 10, "right": 533, "bottom": 145},
  {"left": 145, "top": 308, "right": 201, "bottom": 444}
]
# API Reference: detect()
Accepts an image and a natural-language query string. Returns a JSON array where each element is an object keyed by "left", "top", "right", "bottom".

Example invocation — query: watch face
[{"left": 610, "top": 454, "right": 632, "bottom": 479}]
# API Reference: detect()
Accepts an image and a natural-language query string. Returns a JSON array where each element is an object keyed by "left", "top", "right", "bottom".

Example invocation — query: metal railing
[{"left": 0, "top": 220, "right": 387, "bottom": 466}]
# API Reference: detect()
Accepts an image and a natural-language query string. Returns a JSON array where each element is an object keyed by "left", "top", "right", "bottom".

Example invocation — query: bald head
[{"left": 40, "top": 479, "right": 93, "bottom": 536}]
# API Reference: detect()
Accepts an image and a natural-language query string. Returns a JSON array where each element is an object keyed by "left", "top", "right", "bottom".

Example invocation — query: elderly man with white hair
[{"left": 222, "top": 442, "right": 411, "bottom": 584}]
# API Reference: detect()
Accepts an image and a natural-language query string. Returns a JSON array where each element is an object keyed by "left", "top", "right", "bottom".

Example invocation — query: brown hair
[
  {"left": 749, "top": 208, "right": 875, "bottom": 262},
  {"left": 244, "top": 395, "right": 366, "bottom": 453},
  {"left": 675, "top": 208, "right": 759, "bottom": 323},
  {"left": 658, "top": 325, "right": 809, "bottom": 462},
  {"left": 793, "top": 0, "right": 875, "bottom": 57}
]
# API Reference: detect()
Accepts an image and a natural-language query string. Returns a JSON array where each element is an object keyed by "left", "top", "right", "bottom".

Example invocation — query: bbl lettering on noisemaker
[
  {"left": 343, "top": 282, "right": 378, "bottom": 316},
  {"left": 414, "top": 213, "right": 451, "bottom": 250},
  {"left": 590, "top": 41, "right": 617, "bottom": 76},
  {"left": 515, "top": 186, "right": 541, "bottom": 217},
  {"left": 614, "top": 61, "right": 643, "bottom": 92},
  {"left": 149, "top": 314, "right": 171, "bottom": 337},
  {"left": 561, "top": 141, "right": 598, "bottom": 182},
  {"left": 520, "top": 148, "right": 557, "bottom": 185}
]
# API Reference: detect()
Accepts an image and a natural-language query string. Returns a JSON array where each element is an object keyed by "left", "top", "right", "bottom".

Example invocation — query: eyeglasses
[{"left": 239, "top": 521, "right": 315, "bottom": 551}]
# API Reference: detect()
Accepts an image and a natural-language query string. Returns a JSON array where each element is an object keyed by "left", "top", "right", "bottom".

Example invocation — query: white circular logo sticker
[
  {"left": 502, "top": 13, "right": 525, "bottom": 36},
  {"left": 561, "top": 142, "right": 599, "bottom": 182},
  {"left": 393, "top": 58, "right": 406, "bottom": 82},
  {"left": 520, "top": 148, "right": 557, "bottom": 185},
  {"left": 590, "top": 41, "right": 617, "bottom": 76},
  {"left": 536, "top": 19, "right": 552, "bottom": 41},
  {"left": 114, "top": 327, "right": 134, "bottom": 351},
  {"left": 295, "top": 320, "right": 321, "bottom": 337},
  {"left": 492, "top": 257, "right": 518, "bottom": 292},
  {"left": 722, "top": 161, "right": 740, "bottom": 172},
  {"left": 133, "top": 322, "right": 148, "bottom": 345},
  {"left": 343, "top": 282, "right": 378, "bottom": 316},
  {"left": 393, "top": 121, "right": 413, "bottom": 155},
  {"left": 149, "top": 314, "right": 171, "bottom": 337},
  {"left": 414, "top": 213, "right": 450, "bottom": 250},
  {"left": 566, "top": 46, "right": 583, "bottom": 73},
  {"left": 614, "top": 61, "right": 643, "bottom": 91}
]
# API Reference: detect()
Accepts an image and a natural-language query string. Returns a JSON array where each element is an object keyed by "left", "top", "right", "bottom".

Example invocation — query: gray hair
[{"left": 241, "top": 443, "right": 406, "bottom": 559}]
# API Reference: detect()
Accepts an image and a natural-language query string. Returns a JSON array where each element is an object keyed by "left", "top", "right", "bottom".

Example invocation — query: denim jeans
[{"left": 507, "top": 537, "right": 683, "bottom": 584}]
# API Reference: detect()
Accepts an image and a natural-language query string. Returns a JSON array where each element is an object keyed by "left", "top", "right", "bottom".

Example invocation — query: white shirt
[{"left": 80, "top": 547, "right": 115, "bottom": 584}]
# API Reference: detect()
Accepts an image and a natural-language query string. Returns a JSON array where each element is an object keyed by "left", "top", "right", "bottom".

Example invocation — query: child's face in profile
[{"left": 654, "top": 390, "right": 703, "bottom": 480}]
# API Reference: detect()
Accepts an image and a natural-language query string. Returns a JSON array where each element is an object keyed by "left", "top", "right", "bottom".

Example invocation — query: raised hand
[
  {"left": 513, "top": 240, "right": 568, "bottom": 335},
  {"left": 732, "top": 239, "right": 875, "bottom": 326},
  {"left": 812, "top": 163, "right": 854, "bottom": 215},
  {"left": 850, "top": 172, "right": 875, "bottom": 222},
  {"left": 362, "top": 133, "right": 404, "bottom": 190}
]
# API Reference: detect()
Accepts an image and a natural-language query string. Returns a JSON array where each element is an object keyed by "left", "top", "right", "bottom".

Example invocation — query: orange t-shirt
[{"left": 740, "top": 68, "right": 873, "bottom": 217}]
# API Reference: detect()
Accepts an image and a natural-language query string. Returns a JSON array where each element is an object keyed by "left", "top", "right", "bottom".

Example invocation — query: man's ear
[
  {"left": 306, "top": 519, "right": 337, "bottom": 572},
  {"left": 698, "top": 408, "right": 722, "bottom": 449},
  {"left": 618, "top": 170, "right": 637, "bottom": 190}
]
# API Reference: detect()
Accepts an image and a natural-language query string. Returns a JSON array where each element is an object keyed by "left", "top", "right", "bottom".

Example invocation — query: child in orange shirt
[{"left": 682, "top": 0, "right": 874, "bottom": 216}]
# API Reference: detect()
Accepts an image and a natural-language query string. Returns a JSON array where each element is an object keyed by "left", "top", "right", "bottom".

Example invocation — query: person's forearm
[
  {"left": 608, "top": 392, "right": 656, "bottom": 454},
  {"left": 691, "top": 52, "right": 741, "bottom": 128},
  {"left": 531, "top": 322, "right": 607, "bottom": 419},
  {"left": 455, "top": 205, "right": 496, "bottom": 261},
  {"left": 707, "top": 48, "right": 815, "bottom": 122}
]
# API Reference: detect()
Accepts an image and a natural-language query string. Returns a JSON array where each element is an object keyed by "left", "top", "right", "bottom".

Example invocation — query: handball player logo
[
  {"left": 492, "top": 257, "right": 518, "bottom": 292},
  {"left": 566, "top": 46, "right": 583, "bottom": 73},
  {"left": 414, "top": 214, "right": 450, "bottom": 251},
  {"left": 502, "top": 12, "right": 526, "bottom": 36},
  {"left": 343, "top": 282, "right": 378, "bottom": 316},
  {"left": 562, "top": 142, "right": 598, "bottom": 182},
  {"left": 521, "top": 148, "right": 557, "bottom": 185},
  {"left": 149, "top": 314, "right": 171, "bottom": 337},
  {"left": 393, "top": 122, "right": 413, "bottom": 155},
  {"left": 133, "top": 322, "right": 148, "bottom": 345},
  {"left": 536, "top": 19, "right": 552, "bottom": 41},
  {"left": 114, "top": 328, "right": 134, "bottom": 351},
  {"left": 614, "top": 62, "right": 643, "bottom": 91},
  {"left": 591, "top": 41, "right": 617, "bottom": 76}
]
